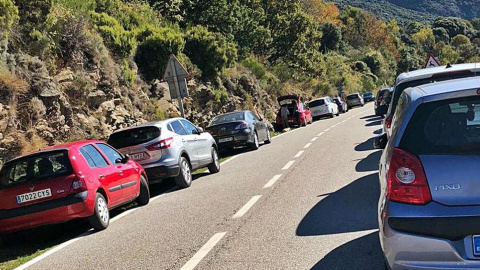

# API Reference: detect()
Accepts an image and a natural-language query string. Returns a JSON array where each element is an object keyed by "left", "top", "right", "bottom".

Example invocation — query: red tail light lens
[
  {"left": 71, "top": 174, "right": 87, "bottom": 193},
  {"left": 385, "top": 114, "right": 393, "bottom": 129},
  {"left": 235, "top": 122, "right": 248, "bottom": 130},
  {"left": 206, "top": 130, "right": 213, "bottom": 134},
  {"left": 387, "top": 148, "right": 431, "bottom": 205},
  {"left": 146, "top": 137, "right": 174, "bottom": 151}
]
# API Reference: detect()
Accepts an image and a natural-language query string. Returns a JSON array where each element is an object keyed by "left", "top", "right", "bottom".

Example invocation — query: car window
[
  {"left": 80, "top": 145, "right": 109, "bottom": 168},
  {"left": 167, "top": 124, "right": 173, "bottom": 132},
  {"left": 181, "top": 120, "right": 198, "bottom": 135},
  {"left": 171, "top": 120, "right": 188, "bottom": 135},
  {"left": 210, "top": 112, "right": 245, "bottom": 125},
  {"left": 347, "top": 94, "right": 358, "bottom": 100},
  {"left": 96, "top": 143, "right": 123, "bottom": 165},
  {"left": 108, "top": 126, "right": 160, "bottom": 149},
  {"left": 309, "top": 99, "right": 325, "bottom": 107}
]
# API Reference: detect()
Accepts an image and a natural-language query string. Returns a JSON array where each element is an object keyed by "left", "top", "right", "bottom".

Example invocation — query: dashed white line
[
  {"left": 282, "top": 160, "right": 295, "bottom": 170},
  {"left": 304, "top": 143, "right": 312, "bottom": 149},
  {"left": 324, "top": 128, "right": 330, "bottom": 132},
  {"left": 180, "top": 232, "right": 227, "bottom": 270},
  {"left": 294, "top": 151, "right": 304, "bottom": 158},
  {"left": 311, "top": 137, "right": 318, "bottom": 142},
  {"left": 220, "top": 154, "right": 241, "bottom": 166},
  {"left": 264, "top": 174, "right": 282, "bottom": 188},
  {"left": 232, "top": 195, "right": 262, "bottom": 218},
  {"left": 317, "top": 132, "right": 324, "bottom": 136}
]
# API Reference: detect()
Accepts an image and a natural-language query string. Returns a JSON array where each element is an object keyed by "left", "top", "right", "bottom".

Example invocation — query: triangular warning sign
[
  {"left": 163, "top": 54, "right": 189, "bottom": 82},
  {"left": 423, "top": 54, "right": 441, "bottom": 69}
]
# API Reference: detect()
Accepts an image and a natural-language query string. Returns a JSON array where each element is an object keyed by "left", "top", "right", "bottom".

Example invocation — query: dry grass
[{"left": 0, "top": 69, "right": 29, "bottom": 93}]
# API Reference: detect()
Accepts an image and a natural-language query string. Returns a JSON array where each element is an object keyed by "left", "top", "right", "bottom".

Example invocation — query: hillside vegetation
[{"left": 0, "top": 0, "right": 479, "bottom": 167}]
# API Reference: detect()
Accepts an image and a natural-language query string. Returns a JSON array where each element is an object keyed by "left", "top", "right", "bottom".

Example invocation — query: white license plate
[
  {"left": 219, "top": 137, "right": 234, "bottom": 143},
  {"left": 131, "top": 152, "right": 146, "bottom": 161},
  {"left": 17, "top": 189, "right": 52, "bottom": 204}
]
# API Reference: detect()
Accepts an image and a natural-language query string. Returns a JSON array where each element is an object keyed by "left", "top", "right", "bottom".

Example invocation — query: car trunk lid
[{"left": 208, "top": 122, "right": 244, "bottom": 137}]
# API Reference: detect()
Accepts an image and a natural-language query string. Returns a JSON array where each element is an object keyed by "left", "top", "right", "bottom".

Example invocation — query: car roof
[
  {"left": 310, "top": 97, "right": 328, "bottom": 101},
  {"left": 110, "top": 118, "right": 187, "bottom": 135},
  {"left": 214, "top": 111, "right": 247, "bottom": 116},
  {"left": 407, "top": 77, "right": 480, "bottom": 101},
  {"left": 396, "top": 63, "right": 480, "bottom": 85}
]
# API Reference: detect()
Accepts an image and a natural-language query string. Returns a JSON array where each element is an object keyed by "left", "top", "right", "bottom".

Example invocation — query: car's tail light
[
  {"left": 387, "top": 148, "right": 431, "bottom": 205},
  {"left": 384, "top": 114, "right": 393, "bottom": 129},
  {"left": 146, "top": 137, "right": 174, "bottom": 151},
  {"left": 235, "top": 122, "right": 248, "bottom": 130},
  {"left": 71, "top": 174, "right": 87, "bottom": 193},
  {"left": 206, "top": 130, "right": 213, "bottom": 134}
]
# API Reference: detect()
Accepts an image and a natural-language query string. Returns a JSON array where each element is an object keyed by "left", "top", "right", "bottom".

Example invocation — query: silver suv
[{"left": 107, "top": 118, "right": 219, "bottom": 188}]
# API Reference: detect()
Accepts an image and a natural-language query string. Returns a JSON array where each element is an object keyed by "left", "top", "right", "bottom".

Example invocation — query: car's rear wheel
[
  {"left": 264, "top": 129, "right": 272, "bottom": 144},
  {"left": 330, "top": 113, "right": 334, "bottom": 118},
  {"left": 208, "top": 147, "right": 220, "bottom": 174},
  {"left": 89, "top": 193, "right": 109, "bottom": 231},
  {"left": 136, "top": 175, "right": 150, "bottom": 206},
  {"left": 250, "top": 132, "right": 259, "bottom": 150},
  {"left": 175, "top": 157, "right": 192, "bottom": 188}
]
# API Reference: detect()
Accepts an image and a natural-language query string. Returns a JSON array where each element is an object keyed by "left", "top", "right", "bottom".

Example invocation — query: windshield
[
  {"left": 210, "top": 112, "right": 245, "bottom": 126},
  {"left": 108, "top": 126, "right": 161, "bottom": 149},
  {"left": 347, "top": 94, "right": 358, "bottom": 100},
  {"left": 309, "top": 99, "right": 325, "bottom": 107},
  {"left": 0, "top": 150, "right": 73, "bottom": 189}
]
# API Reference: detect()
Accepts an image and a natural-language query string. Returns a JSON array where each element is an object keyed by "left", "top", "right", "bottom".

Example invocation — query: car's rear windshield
[
  {"left": 347, "top": 94, "right": 358, "bottom": 100},
  {"left": 210, "top": 112, "right": 245, "bottom": 126},
  {"left": 0, "top": 150, "right": 73, "bottom": 189},
  {"left": 400, "top": 95, "right": 480, "bottom": 155},
  {"left": 363, "top": 92, "right": 373, "bottom": 96},
  {"left": 309, "top": 99, "right": 325, "bottom": 107},
  {"left": 108, "top": 126, "right": 161, "bottom": 149}
]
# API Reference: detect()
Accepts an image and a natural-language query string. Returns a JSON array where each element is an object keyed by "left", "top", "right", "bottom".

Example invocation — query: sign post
[
  {"left": 424, "top": 54, "right": 441, "bottom": 69},
  {"left": 163, "top": 55, "right": 190, "bottom": 118}
]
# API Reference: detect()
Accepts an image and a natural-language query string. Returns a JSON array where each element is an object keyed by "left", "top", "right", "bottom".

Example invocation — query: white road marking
[
  {"left": 264, "top": 174, "right": 282, "bottom": 188},
  {"left": 150, "top": 187, "right": 178, "bottom": 202},
  {"left": 294, "top": 151, "right": 304, "bottom": 158},
  {"left": 324, "top": 128, "right": 330, "bottom": 132},
  {"left": 232, "top": 195, "right": 262, "bottom": 218},
  {"left": 180, "top": 232, "right": 227, "bottom": 270},
  {"left": 282, "top": 160, "right": 295, "bottom": 170},
  {"left": 220, "top": 154, "right": 241, "bottom": 166},
  {"left": 311, "top": 137, "right": 318, "bottom": 142},
  {"left": 111, "top": 208, "right": 138, "bottom": 223},
  {"left": 317, "top": 132, "right": 324, "bottom": 136},
  {"left": 304, "top": 143, "right": 312, "bottom": 149}
]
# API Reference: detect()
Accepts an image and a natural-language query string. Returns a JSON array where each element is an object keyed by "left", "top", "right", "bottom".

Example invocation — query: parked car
[
  {"left": 362, "top": 92, "right": 375, "bottom": 102},
  {"left": 345, "top": 93, "right": 364, "bottom": 108},
  {"left": 107, "top": 118, "right": 219, "bottom": 188},
  {"left": 383, "top": 63, "right": 480, "bottom": 139},
  {"left": 206, "top": 111, "right": 271, "bottom": 151},
  {"left": 333, "top": 97, "right": 348, "bottom": 113},
  {"left": 309, "top": 97, "right": 339, "bottom": 119},
  {"left": 374, "top": 87, "right": 393, "bottom": 117},
  {"left": 274, "top": 95, "right": 313, "bottom": 131},
  {"left": 0, "top": 141, "right": 149, "bottom": 234},
  {"left": 375, "top": 77, "right": 480, "bottom": 270}
]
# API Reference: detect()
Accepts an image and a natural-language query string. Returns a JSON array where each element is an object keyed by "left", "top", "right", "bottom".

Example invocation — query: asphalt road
[{"left": 17, "top": 103, "right": 384, "bottom": 270}]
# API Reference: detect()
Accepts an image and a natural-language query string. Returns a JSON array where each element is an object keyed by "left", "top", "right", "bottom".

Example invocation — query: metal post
[{"left": 171, "top": 58, "right": 185, "bottom": 118}]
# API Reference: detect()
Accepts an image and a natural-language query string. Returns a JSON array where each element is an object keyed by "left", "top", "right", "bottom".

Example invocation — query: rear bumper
[
  {"left": 0, "top": 191, "right": 90, "bottom": 233},
  {"left": 215, "top": 134, "right": 253, "bottom": 149},
  {"left": 145, "top": 165, "right": 180, "bottom": 183}
]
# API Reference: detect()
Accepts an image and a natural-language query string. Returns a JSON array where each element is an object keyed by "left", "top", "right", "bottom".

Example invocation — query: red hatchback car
[
  {"left": 0, "top": 140, "right": 149, "bottom": 234},
  {"left": 275, "top": 94, "right": 313, "bottom": 131}
]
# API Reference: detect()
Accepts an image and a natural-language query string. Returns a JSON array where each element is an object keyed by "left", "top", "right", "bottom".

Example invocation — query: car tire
[
  {"left": 330, "top": 113, "right": 334, "bottom": 118},
  {"left": 207, "top": 147, "right": 220, "bottom": 174},
  {"left": 175, "top": 157, "right": 192, "bottom": 188},
  {"left": 250, "top": 132, "right": 259, "bottom": 150},
  {"left": 136, "top": 175, "right": 150, "bottom": 206},
  {"left": 264, "top": 129, "right": 272, "bottom": 144},
  {"left": 89, "top": 193, "right": 109, "bottom": 231},
  {"left": 336, "top": 110, "right": 340, "bottom": 116}
]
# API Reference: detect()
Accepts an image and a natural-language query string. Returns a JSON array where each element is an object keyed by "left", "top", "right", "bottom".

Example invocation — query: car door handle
[
  {"left": 119, "top": 170, "right": 123, "bottom": 175},
  {"left": 182, "top": 139, "right": 186, "bottom": 142},
  {"left": 99, "top": 175, "right": 105, "bottom": 179}
]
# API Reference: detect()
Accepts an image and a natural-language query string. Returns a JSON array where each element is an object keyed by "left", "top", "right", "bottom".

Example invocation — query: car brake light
[
  {"left": 146, "top": 137, "right": 174, "bottom": 151},
  {"left": 71, "top": 174, "right": 87, "bottom": 193},
  {"left": 385, "top": 114, "right": 393, "bottom": 129},
  {"left": 206, "top": 130, "right": 213, "bottom": 134},
  {"left": 387, "top": 148, "right": 431, "bottom": 205},
  {"left": 235, "top": 122, "right": 248, "bottom": 130}
]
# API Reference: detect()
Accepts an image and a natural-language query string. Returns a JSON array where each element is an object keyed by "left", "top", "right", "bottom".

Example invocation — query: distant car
[
  {"left": 309, "top": 97, "right": 339, "bottom": 119},
  {"left": 108, "top": 118, "right": 219, "bottom": 188},
  {"left": 375, "top": 77, "right": 480, "bottom": 270},
  {"left": 206, "top": 111, "right": 271, "bottom": 151},
  {"left": 0, "top": 141, "right": 149, "bottom": 234},
  {"left": 383, "top": 63, "right": 480, "bottom": 139},
  {"left": 362, "top": 92, "right": 375, "bottom": 102},
  {"left": 333, "top": 97, "right": 348, "bottom": 113},
  {"left": 345, "top": 93, "right": 364, "bottom": 108},
  {"left": 275, "top": 95, "right": 313, "bottom": 131},
  {"left": 374, "top": 87, "right": 393, "bottom": 116}
]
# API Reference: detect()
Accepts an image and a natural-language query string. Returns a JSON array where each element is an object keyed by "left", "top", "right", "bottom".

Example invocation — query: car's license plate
[
  {"left": 131, "top": 152, "right": 147, "bottom": 161},
  {"left": 219, "top": 137, "right": 233, "bottom": 143},
  {"left": 17, "top": 189, "right": 52, "bottom": 204}
]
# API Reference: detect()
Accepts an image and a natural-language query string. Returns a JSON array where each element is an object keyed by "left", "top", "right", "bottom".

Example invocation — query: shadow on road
[
  {"left": 374, "top": 129, "right": 383, "bottom": 135},
  {"left": 355, "top": 137, "right": 375, "bottom": 152},
  {"left": 296, "top": 173, "right": 379, "bottom": 236},
  {"left": 360, "top": 115, "right": 377, "bottom": 120},
  {"left": 310, "top": 231, "right": 384, "bottom": 270},
  {"left": 355, "top": 151, "right": 381, "bottom": 172},
  {"left": 365, "top": 120, "right": 382, "bottom": 127}
]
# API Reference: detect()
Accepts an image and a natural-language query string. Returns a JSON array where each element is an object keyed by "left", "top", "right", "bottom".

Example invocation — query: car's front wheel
[
  {"left": 89, "top": 193, "right": 109, "bottom": 231},
  {"left": 207, "top": 147, "right": 220, "bottom": 174},
  {"left": 175, "top": 157, "right": 192, "bottom": 188},
  {"left": 136, "top": 175, "right": 150, "bottom": 206}
]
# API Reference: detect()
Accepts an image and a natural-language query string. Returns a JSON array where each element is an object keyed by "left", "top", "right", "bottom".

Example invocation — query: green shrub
[
  {"left": 134, "top": 27, "right": 185, "bottom": 81},
  {"left": 155, "top": 107, "right": 165, "bottom": 120},
  {"left": 16, "top": 0, "right": 52, "bottom": 30},
  {"left": 184, "top": 25, "right": 237, "bottom": 79},
  {"left": 54, "top": 0, "right": 95, "bottom": 14},
  {"left": 0, "top": 0, "right": 18, "bottom": 38},
  {"left": 241, "top": 56, "right": 266, "bottom": 79},
  {"left": 90, "top": 12, "right": 136, "bottom": 58},
  {"left": 121, "top": 59, "right": 135, "bottom": 87},
  {"left": 213, "top": 86, "right": 229, "bottom": 104}
]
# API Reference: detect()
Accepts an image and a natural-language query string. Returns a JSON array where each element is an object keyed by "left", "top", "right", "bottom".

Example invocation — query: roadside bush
[
  {"left": 0, "top": 0, "right": 19, "bottom": 38},
  {"left": 241, "top": 56, "right": 266, "bottom": 79},
  {"left": 90, "top": 12, "right": 136, "bottom": 58},
  {"left": 184, "top": 25, "right": 237, "bottom": 79},
  {"left": 16, "top": 0, "right": 52, "bottom": 31},
  {"left": 54, "top": 0, "right": 95, "bottom": 15},
  {"left": 134, "top": 26, "right": 185, "bottom": 82}
]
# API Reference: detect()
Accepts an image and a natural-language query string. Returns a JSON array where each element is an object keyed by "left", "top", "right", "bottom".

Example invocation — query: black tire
[
  {"left": 336, "top": 110, "right": 340, "bottom": 116},
  {"left": 264, "top": 129, "right": 272, "bottom": 144},
  {"left": 136, "top": 176, "right": 150, "bottom": 206},
  {"left": 250, "top": 132, "right": 259, "bottom": 150},
  {"left": 89, "top": 193, "right": 109, "bottom": 231},
  {"left": 330, "top": 113, "right": 334, "bottom": 118},
  {"left": 175, "top": 157, "right": 192, "bottom": 188},
  {"left": 207, "top": 147, "right": 220, "bottom": 174}
]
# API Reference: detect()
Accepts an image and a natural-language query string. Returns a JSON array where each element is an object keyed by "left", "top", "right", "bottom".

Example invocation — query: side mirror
[
  {"left": 258, "top": 117, "right": 263, "bottom": 121},
  {"left": 374, "top": 134, "right": 388, "bottom": 150},
  {"left": 196, "top": 127, "right": 204, "bottom": 134}
]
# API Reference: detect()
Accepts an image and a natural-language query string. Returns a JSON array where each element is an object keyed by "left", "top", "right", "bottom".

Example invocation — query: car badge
[
  {"left": 30, "top": 185, "right": 35, "bottom": 191},
  {"left": 221, "top": 127, "right": 226, "bottom": 131}
]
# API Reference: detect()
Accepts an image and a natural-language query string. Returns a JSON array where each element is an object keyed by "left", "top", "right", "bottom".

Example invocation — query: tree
[
  {"left": 411, "top": 28, "right": 435, "bottom": 54},
  {"left": 149, "top": 0, "right": 184, "bottom": 23},
  {"left": 300, "top": 0, "right": 340, "bottom": 24},
  {"left": 450, "top": 34, "right": 471, "bottom": 48},
  {"left": 320, "top": 22, "right": 342, "bottom": 52},
  {"left": 433, "top": 17, "right": 474, "bottom": 38},
  {"left": 0, "top": 0, "right": 18, "bottom": 38},
  {"left": 433, "top": 27, "right": 449, "bottom": 43},
  {"left": 15, "top": 0, "right": 52, "bottom": 30}
]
